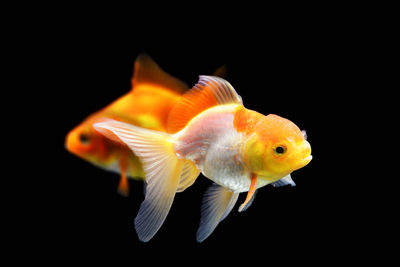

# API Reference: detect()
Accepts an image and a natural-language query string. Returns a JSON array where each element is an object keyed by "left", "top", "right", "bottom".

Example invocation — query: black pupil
[
  {"left": 275, "top": 146, "right": 285, "bottom": 154},
  {"left": 79, "top": 134, "right": 90, "bottom": 144}
]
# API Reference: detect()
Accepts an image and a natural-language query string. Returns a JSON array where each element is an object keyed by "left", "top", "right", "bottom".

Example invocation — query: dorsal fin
[
  {"left": 213, "top": 64, "right": 228, "bottom": 78},
  {"left": 131, "top": 53, "right": 189, "bottom": 93},
  {"left": 167, "top": 76, "right": 242, "bottom": 133}
]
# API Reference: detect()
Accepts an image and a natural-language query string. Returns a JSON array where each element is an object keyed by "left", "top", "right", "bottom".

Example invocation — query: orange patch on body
[
  {"left": 233, "top": 106, "right": 264, "bottom": 136},
  {"left": 108, "top": 85, "right": 182, "bottom": 131},
  {"left": 254, "top": 114, "right": 304, "bottom": 144}
]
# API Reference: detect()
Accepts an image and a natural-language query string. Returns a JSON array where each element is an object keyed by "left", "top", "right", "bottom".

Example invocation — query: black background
[{"left": 25, "top": 11, "right": 380, "bottom": 264}]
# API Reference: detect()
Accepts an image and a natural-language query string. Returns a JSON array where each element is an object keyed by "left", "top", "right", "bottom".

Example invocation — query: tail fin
[{"left": 94, "top": 119, "right": 199, "bottom": 242}]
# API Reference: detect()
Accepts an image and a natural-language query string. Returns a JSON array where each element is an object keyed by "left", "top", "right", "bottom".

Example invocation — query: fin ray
[
  {"left": 176, "top": 161, "right": 200, "bottom": 192},
  {"left": 168, "top": 76, "right": 242, "bottom": 133},
  {"left": 197, "top": 183, "right": 239, "bottom": 242},
  {"left": 94, "top": 119, "right": 184, "bottom": 242}
]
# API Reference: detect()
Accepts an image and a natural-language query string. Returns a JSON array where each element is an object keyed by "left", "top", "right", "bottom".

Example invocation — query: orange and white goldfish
[
  {"left": 94, "top": 76, "right": 313, "bottom": 242},
  {"left": 65, "top": 54, "right": 189, "bottom": 196}
]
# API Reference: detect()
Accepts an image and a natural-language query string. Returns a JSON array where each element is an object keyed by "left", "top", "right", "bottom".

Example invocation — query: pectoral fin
[
  {"left": 197, "top": 183, "right": 239, "bottom": 242},
  {"left": 117, "top": 154, "right": 129, "bottom": 197},
  {"left": 271, "top": 174, "right": 296, "bottom": 187},
  {"left": 238, "top": 190, "right": 257, "bottom": 212},
  {"left": 238, "top": 174, "right": 257, "bottom": 212}
]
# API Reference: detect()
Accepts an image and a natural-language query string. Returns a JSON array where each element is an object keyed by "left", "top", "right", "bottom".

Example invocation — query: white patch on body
[{"left": 175, "top": 104, "right": 271, "bottom": 193}]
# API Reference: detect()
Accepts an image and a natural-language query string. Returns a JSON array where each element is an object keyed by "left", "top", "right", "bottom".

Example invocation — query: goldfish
[
  {"left": 65, "top": 54, "right": 189, "bottom": 196},
  {"left": 94, "top": 75, "right": 313, "bottom": 242}
]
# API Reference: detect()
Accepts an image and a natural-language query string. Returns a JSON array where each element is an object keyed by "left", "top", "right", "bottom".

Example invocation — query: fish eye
[
  {"left": 79, "top": 133, "right": 90, "bottom": 145},
  {"left": 274, "top": 145, "right": 287, "bottom": 155}
]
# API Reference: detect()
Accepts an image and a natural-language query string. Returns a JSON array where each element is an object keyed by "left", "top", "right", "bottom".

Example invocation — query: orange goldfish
[
  {"left": 94, "top": 76, "right": 313, "bottom": 242},
  {"left": 65, "top": 54, "right": 189, "bottom": 196}
]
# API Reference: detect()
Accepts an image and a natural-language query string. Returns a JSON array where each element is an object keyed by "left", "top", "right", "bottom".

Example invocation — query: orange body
[{"left": 65, "top": 54, "right": 188, "bottom": 195}]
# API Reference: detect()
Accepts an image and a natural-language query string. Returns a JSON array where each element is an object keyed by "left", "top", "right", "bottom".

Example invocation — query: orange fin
[
  {"left": 117, "top": 154, "right": 129, "bottom": 197},
  {"left": 131, "top": 53, "right": 189, "bottom": 93},
  {"left": 239, "top": 173, "right": 257, "bottom": 212},
  {"left": 167, "top": 76, "right": 243, "bottom": 133},
  {"left": 213, "top": 64, "right": 228, "bottom": 78}
]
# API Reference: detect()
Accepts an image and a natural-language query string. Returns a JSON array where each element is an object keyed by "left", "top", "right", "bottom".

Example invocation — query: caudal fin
[{"left": 94, "top": 119, "right": 199, "bottom": 241}]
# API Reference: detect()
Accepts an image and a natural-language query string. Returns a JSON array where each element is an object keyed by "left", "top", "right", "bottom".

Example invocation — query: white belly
[
  {"left": 203, "top": 131, "right": 271, "bottom": 192},
  {"left": 202, "top": 127, "right": 250, "bottom": 192}
]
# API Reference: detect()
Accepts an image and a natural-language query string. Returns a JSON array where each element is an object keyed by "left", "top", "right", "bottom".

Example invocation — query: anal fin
[{"left": 176, "top": 161, "right": 200, "bottom": 193}]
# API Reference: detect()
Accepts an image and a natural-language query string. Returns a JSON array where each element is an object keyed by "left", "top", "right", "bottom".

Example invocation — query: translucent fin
[
  {"left": 92, "top": 118, "right": 128, "bottom": 146},
  {"left": 176, "top": 161, "right": 200, "bottom": 193},
  {"left": 94, "top": 119, "right": 184, "bottom": 242},
  {"left": 167, "top": 76, "right": 243, "bottom": 133},
  {"left": 131, "top": 53, "right": 189, "bottom": 93},
  {"left": 238, "top": 190, "right": 257, "bottom": 212},
  {"left": 196, "top": 183, "right": 239, "bottom": 242},
  {"left": 301, "top": 130, "right": 307, "bottom": 140},
  {"left": 271, "top": 174, "right": 296, "bottom": 187}
]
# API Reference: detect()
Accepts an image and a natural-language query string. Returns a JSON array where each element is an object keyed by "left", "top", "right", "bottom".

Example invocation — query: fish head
[
  {"left": 243, "top": 114, "right": 312, "bottom": 179},
  {"left": 65, "top": 116, "right": 118, "bottom": 165}
]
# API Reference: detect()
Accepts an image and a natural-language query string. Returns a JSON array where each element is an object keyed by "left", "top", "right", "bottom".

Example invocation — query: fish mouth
[
  {"left": 294, "top": 155, "right": 312, "bottom": 170},
  {"left": 301, "top": 140, "right": 312, "bottom": 166},
  {"left": 303, "top": 155, "right": 312, "bottom": 165}
]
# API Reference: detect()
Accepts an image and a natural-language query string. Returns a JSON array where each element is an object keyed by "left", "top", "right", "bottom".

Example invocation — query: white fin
[
  {"left": 271, "top": 175, "right": 296, "bottom": 187},
  {"left": 176, "top": 161, "right": 200, "bottom": 193},
  {"left": 94, "top": 119, "right": 185, "bottom": 242},
  {"left": 238, "top": 190, "right": 258, "bottom": 212},
  {"left": 196, "top": 183, "right": 239, "bottom": 242},
  {"left": 302, "top": 130, "right": 307, "bottom": 140}
]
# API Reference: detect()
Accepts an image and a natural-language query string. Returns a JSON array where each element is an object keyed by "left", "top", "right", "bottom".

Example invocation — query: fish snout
[
  {"left": 301, "top": 140, "right": 312, "bottom": 166},
  {"left": 65, "top": 130, "right": 82, "bottom": 155},
  {"left": 65, "top": 131, "right": 75, "bottom": 152}
]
